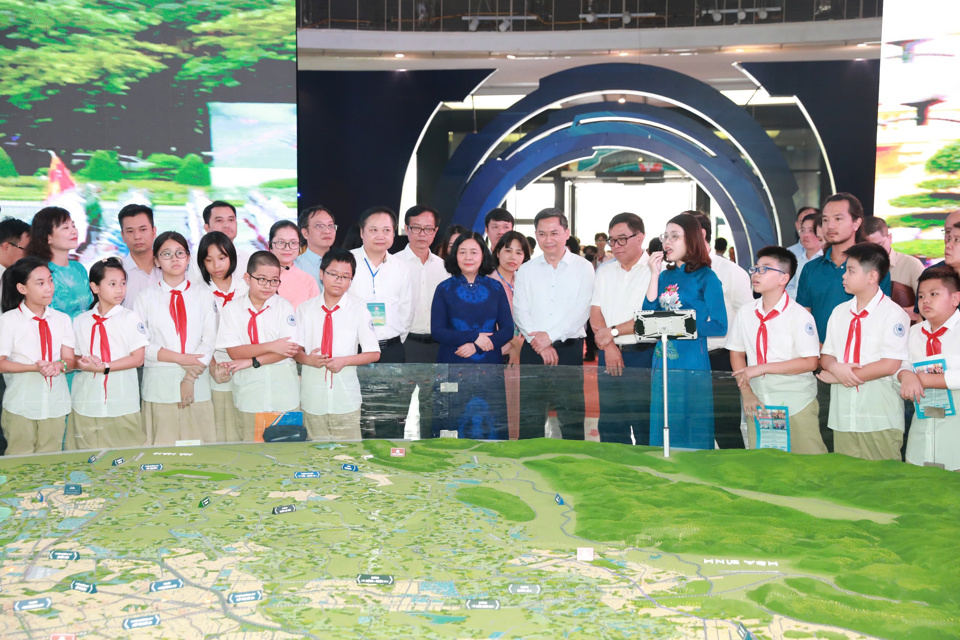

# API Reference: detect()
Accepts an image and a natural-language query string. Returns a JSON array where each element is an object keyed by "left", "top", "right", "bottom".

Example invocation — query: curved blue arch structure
[
  {"left": 453, "top": 102, "right": 778, "bottom": 260},
  {"left": 433, "top": 63, "right": 800, "bottom": 263}
]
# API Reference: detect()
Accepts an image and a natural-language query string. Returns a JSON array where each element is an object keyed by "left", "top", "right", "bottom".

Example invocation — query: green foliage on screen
[
  {"left": 926, "top": 140, "right": 960, "bottom": 175},
  {"left": 175, "top": 153, "right": 210, "bottom": 186},
  {"left": 0, "top": 147, "right": 17, "bottom": 177},
  {"left": 79, "top": 150, "right": 122, "bottom": 181},
  {"left": 141, "top": 153, "right": 184, "bottom": 180},
  {"left": 0, "top": 0, "right": 295, "bottom": 111}
]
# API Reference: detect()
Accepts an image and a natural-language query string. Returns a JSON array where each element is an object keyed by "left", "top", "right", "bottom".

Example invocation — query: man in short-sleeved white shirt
[
  {"left": 513, "top": 208, "right": 595, "bottom": 440},
  {"left": 589, "top": 213, "right": 651, "bottom": 445},
  {"left": 117, "top": 204, "right": 161, "bottom": 309}
]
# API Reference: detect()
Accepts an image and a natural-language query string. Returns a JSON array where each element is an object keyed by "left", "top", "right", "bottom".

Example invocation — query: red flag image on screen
[{"left": 45, "top": 152, "right": 77, "bottom": 201}]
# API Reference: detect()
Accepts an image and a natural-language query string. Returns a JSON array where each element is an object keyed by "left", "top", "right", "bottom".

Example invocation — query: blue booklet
[
  {"left": 754, "top": 406, "right": 790, "bottom": 452},
  {"left": 913, "top": 358, "right": 956, "bottom": 419}
]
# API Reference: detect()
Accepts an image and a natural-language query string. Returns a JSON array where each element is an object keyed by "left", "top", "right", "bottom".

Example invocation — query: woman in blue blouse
[
  {"left": 643, "top": 213, "right": 727, "bottom": 450},
  {"left": 26, "top": 207, "right": 92, "bottom": 320},
  {"left": 431, "top": 232, "right": 514, "bottom": 439}
]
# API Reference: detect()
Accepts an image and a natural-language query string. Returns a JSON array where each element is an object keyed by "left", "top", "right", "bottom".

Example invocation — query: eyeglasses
[
  {"left": 659, "top": 233, "right": 684, "bottom": 243},
  {"left": 271, "top": 240, "right": 300, "bottom": 250},
  {"left": 3, "top": 242, "right": 24, "bottom": 250},
  {"left": 407, "top": 225, "right": 437, "bottom": 235},
  {"left": 748, "top": 265, "right": 787, "bottom": 275},
  {"left": 323, "top": 271, "right": 353, "bottom": 282},
  {"left": 249, "top": 276, "right": 281, "bottom": 287},
  {"left": 536, "top": 231, "right": 565, "bottom": 239},
  {"left": 158, "top": 250, "right": 188, "bottom": 260},
  {"left": 310, "top": 223, "right": 337, "bottom": 232},
  {"left": 608, "top": 233, "right": 640, "bottom": 247}
]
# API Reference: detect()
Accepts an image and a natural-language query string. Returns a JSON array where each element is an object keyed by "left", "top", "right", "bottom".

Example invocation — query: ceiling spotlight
[
  {"left": 394, "top": 53, "right": 405, "bottom": 58},
  {"left": 617, "top": 96, "right": 626, "bottom": 104},
  {"left": 758, "top": 9, "right": 768, "bottom": 19},
  {"left": 585, "top": 12, "right": 597, "bottom": 23},
  {"left": 468, "top": 17, "right": 480, "bottom": 31},
  {"left": 737, "top": 10, "right": 747, "bottom": 20},
  {"left": 712, "top": 10, "right": 722, "bottom": 22},
  {"left": 622, "top": 11, "right": 631, "bottom": 25},
  {"left": 498, "top": 19, "right": 511, "bottom": 32}
]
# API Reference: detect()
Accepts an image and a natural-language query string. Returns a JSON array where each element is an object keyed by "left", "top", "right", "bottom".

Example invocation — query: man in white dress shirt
[
  {"left": 295, "top": 205, "right": 337, "bottom": 289},
  {"left": 589, "top": 213, "right": 651, "bottom": 444},
  {"left": 118, "top": 204, "right": 160, "bottom": 309},
  {"left": 484, "top": 208, "right": 514, "bottom": 250},
  {"left": 349, "top": 206, "right": 415, "bottom": 438},
  {"left": 513, "top": 208, "right": 595, "bottom": 440},
  {"left": 689, "top": 212, "right": 754, "bottom": 447},
  {"left": 397, "top": 205, "right": 449, "bottom": 437}
]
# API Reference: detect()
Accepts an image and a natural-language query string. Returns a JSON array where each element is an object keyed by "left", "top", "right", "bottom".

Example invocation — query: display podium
[{"left": 633, "top": 310, "right": 697, "bottom": 457}]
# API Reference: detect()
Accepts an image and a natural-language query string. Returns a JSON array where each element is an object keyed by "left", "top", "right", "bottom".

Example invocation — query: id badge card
[{"left": 367, "top": 302, "right": 386, "bottom": 326}]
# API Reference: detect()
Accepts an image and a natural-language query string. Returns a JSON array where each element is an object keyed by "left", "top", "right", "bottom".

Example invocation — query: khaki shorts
[
  {"left": 66, "top": 411, "right": 145, "bottom": 450},
  {"left": 834, "top": 429, "right": 903, "bottom": 461},
  {"left": 2, "top": 409, "right": 66, "bottom": 455},
  {"left": 304, "top": 410, "right": 362, "bottom": 442},
  {"left": 142, "top": 400, "right": 216, "bottom": 446}
]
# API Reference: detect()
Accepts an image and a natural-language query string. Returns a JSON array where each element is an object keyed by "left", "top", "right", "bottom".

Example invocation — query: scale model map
[{"left": 0, "top": 439, "right": 957, "bottom": 639}]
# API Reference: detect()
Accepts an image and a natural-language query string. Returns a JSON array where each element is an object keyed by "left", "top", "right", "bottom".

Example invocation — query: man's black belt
[
  {"left": 406, "top": 333, "right": 435, "bottom": 344},
  {"left": 552, "top": 338, "right": 579, "bottom": 348},
  {"left": 379, "top": 336, "right": 402, "bottom": 348}
]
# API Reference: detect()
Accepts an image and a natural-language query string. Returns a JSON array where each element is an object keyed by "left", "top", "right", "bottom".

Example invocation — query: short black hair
[
  {"left": 202, "top": 200, "right": 236, "bottom": 225},
  {"left": 918, "top": 265, "right": 960, "bottom": 294},
  {"left": 863, "top": 216, "right": 889, "bottom": 237},
  {"left": 484, "top": 208, "right": 514, "bottom": 228},
  {"left": 117, "top": 203, "right": 154, "bottom": 227},
  {"left": 444, "top": 231, "right": 495, "bottom": 277},
  {"left": 844, "top": 242, "right": 889, "bottom": 281},
  {"left": 801, "top": 211, "right": 821, "bottom": 231},
  {"left": 404, "top": 204, "right": 439, "bottom": 228},
  {"left": 196, "top": 231, "right": 238, "bottom": 285},
  {"left": 0, "top": 217, "right": 30, "bottom": 245},
  {"left": 595, "top": 232, "right": 608, "bottom": 242},
  {"left": 608, "top": 212, "right": 645, "bottom": 235},
  {"left": 359, "top": 206, "right": 398, "bottom": 231},
  {"left": 247, "top": 250, "right": 281, "bottom": 273},
  {"left": 714, "top": 237, "right": 728, "bottom": 253},
  {"left": 565, "top": 236, "right": 580, "bottom": 254},
  {"left": 534, "top": 207, "right": 568, "bottom": 230},
  {"left": 269, "top": 219, "right": 303, "bottom": 246},
  {"left": 298, "top": 205, "right": 334, "bottom": 230},
  {"left": 320, "top": 247, "right": 357, "bottom": 276},
  {"left": 757, "top": 245, "right": 798, "bottom": 279},
  {"left": 797, "top": 206, "right": 819, "bottom": 220}
]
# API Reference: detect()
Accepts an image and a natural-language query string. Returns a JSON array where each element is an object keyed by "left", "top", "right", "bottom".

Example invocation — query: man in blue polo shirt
[{"left": 796, "top": 193, "right": 891, "bottom": 342}]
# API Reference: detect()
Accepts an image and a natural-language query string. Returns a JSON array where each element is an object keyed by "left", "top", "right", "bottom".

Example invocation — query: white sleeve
[
  {"left": 134, "top": 291, "right": 161, "bottom": 363},
  {"left": 544, "top": 260, "right": 594, "bottom": 343},
  {"left": 278, "top": 299, "right": 298, "bottom": 342},
  {"left": 215, "top": 304, "right": 245, "bottom": 351},
  {"left": 512, "top": 264, "right": 535, "bottom": 341},
  {"left": 357, "top": 306, "right": 381, "bottom": 353},
  {"left": 197, "top": 293, "right": 217, "bottom": 366},
  {"left": 820, "top": 310, "right": 840, "bottom": 358},
  {"left": 125, "top": 309, "right": 150, "bottom": 352},
  {"left": 879, "top": 307, "right": 910, "bottom": 361},
  {"left": 724, "top": 308, "right": 747, "bottom": 353},
  {"left": 793, "top": 310, "right": 821, "bottom": 358}
]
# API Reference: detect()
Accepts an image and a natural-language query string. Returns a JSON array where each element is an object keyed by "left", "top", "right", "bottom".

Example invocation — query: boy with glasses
[
  {"left": 215, "top": 251, "right": 300, "bottom": 440},
  {"left": 295, "top": 205, "right": 338, "bottom": 289},
  {"left": 727, "top": 246, "right": 825, "bottom": 453},
  {"left": 296, "top": 248, "right": 381, "bottom": 441}
]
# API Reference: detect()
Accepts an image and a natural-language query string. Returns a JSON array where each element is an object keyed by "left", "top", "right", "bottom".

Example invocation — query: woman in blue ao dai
[
  {"left": 431, "top": 232, "right": 514, "bottom": 439},
  {"left": 643, "top": 213, "right": 727, "bottom": 449}
]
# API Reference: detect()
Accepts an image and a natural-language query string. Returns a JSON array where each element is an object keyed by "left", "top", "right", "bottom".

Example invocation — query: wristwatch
[
  {"left": 103, "top": 365, "right": 110, "bottom": 376},
  {"left": 252, "top": 357, "right": 261, "bottom": 369},
  {"left": 610, "top": 327, "right": 620, "bottom": 337}
]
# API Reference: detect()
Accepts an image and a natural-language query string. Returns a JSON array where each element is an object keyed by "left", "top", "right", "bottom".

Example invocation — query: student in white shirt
[
  {"left": 818, "top": 243, "right": 910, "bottom": 461},
  {"left": 197, "top": 231, "right": 248, "bottom": 442},
  {"left": 589, "top": 213, "right": 652, "bottom": 444},
  {"left": 513, "top": 208, "right": 595, "bottom": 440},
  {"left": 899, "top": 267, "right": 960, "bottom": 470},
  {"left": 727, "top": 246, "right": 825, "bottom": 454},
  {"left": 0, "top": 256, "right": 78, "bottom": 454},
  {"left": 350, "top": 206, "right": 415, "bottom": 438},
  {"left": 397, "top": 205, "right": 448, "bottom": 437},
  {"left": 118, "top": 204, "right": 160, "bottom": 309},
  {"left": 216, "top": 251, "right": 300, "bottom": 440},
  {"left": 68, "top": 257, "right": 148, "bottom": 450},
  {"left": 296, "top": 248, "right": 381, "bottom": 441},
  {"left": 135, "top": 232, "right": 218, "bottom": 446}
]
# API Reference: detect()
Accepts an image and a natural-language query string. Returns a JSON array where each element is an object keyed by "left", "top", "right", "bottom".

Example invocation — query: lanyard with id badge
[{"left": 365, "top": 258, "right": 387, "bottom": 327}]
